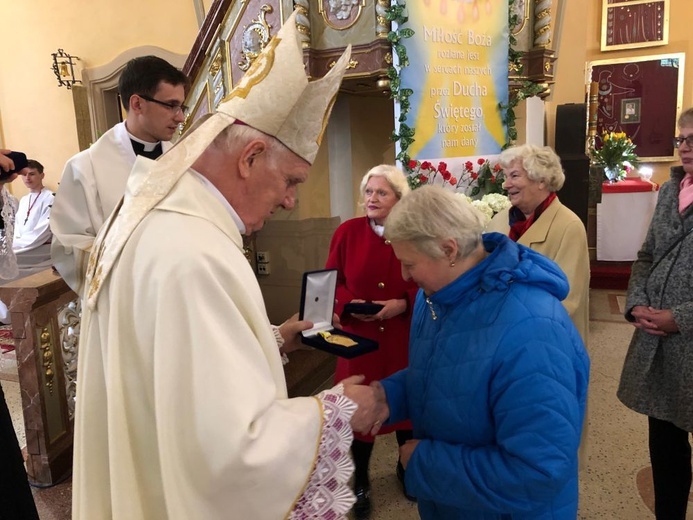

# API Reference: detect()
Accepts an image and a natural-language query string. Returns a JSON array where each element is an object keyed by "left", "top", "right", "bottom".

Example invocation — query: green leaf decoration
[{"left": 387, "top": 32, "right": 400, "bottom": 43}]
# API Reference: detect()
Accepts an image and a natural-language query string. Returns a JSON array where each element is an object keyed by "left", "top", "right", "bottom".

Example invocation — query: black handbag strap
[{"left": 649, "top": 225, "right": 693, "bottom": 275}]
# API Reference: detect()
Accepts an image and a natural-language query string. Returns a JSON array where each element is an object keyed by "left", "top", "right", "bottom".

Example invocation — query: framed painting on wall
[
  {"left": 601, "top": 0, "right": 669, "bottom": 51},
  {"left": 587, "top": 53, "right": 685, "bottom": 162}
]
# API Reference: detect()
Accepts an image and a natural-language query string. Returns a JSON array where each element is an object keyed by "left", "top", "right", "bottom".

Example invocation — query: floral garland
[{"left": 386, "top": 0, "right": 546, "bottom": 200}]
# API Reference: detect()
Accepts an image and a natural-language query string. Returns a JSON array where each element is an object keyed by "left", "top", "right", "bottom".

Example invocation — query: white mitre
[{"left": 85, "top": 10, "right": 352, "bottom": 307}]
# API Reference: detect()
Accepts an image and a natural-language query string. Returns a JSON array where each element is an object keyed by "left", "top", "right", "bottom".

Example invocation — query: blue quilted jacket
[{"left": 381, "top": 233, "right": 590, "bottom": 520}]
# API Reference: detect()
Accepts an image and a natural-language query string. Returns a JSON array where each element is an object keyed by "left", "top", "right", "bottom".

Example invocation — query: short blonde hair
[
  {"left": 499, "top": 144, "right": 565, "bottom": 192},
  {"left": 385, "top": 185, "right": 485, "bottom": 260},
  {"left": 359, "top": 164, "right": 410, "bottom": 204},
  {"left": 678, "top": 107, "right": 693, "bottom": 129}
]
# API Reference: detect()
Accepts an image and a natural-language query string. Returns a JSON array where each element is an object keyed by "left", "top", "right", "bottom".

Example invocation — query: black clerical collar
[{"left": 130, "top": 139, "right": 163, "bottom": 160}]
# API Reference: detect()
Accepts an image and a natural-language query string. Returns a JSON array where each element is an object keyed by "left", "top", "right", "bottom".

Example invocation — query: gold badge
[{"left": 319, "top": 331, "right": 357, "bottom": 347}]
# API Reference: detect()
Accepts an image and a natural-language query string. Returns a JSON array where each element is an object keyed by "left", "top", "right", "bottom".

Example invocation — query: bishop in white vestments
[{"left": 73, "top": 12, "right": 387, "bottom": 520}]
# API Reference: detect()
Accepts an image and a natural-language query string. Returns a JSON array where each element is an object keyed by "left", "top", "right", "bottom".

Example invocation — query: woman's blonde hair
[
  {"left": 499, "top": 144, "right": 565, "bottom": 192},
  {"left": 385, "top": 185, "right": 485, "bottom": 260},
  {"left": 359, "top": 164, "right": 410, "bottom": 205}
]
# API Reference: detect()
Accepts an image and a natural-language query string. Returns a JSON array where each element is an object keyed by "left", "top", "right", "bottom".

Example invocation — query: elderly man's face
[{"left": 240, "top": 146, "right": 310, "bottom": 233}]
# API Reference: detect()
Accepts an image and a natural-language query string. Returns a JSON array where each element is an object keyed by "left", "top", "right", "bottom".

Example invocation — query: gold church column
[{"left": 533, "top": 0, "right": 552, "bottom": 48}]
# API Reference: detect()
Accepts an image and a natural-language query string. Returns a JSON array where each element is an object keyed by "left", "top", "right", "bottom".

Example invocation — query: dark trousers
[
  {"left": 648, "top": 416, "right": 692, "bottom": 520},
  {"left": 352, "top": 429, "right": 414, "bottom": 488},
  {"left": 0, "top": 382, "right": 38, "bottom": 520}
]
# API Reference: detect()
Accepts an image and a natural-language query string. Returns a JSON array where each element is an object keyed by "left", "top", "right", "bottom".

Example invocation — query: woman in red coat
[{"left": 326, "top": 164, "right": 418, "bottom": 519}]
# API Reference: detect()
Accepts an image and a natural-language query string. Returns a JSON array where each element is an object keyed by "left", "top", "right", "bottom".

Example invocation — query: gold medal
[{"left": 318, "top": 331, "right": 358, "bottom": 347}]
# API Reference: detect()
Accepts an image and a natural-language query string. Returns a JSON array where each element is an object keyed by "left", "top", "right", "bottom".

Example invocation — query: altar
[{"left": 596, "top": 179, "right": 659, "bottom": 261}]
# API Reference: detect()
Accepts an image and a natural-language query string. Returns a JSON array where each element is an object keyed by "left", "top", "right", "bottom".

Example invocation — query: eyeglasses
[
  {"left": 673, "top": 135, "right": 693, "bottom": 149},
  {"left": 137, "top": 94, "right": 188, "bottom": 115}
]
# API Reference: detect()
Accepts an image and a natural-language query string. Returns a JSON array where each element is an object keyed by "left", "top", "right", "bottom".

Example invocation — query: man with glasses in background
[{"left": 51, "top": 55, "right": 189, "bottom": 296}]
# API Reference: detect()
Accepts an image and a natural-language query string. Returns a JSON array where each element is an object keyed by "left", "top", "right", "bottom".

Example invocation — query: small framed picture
[{"left": 620, "top": 98, "right": 641, "bottom": 124}]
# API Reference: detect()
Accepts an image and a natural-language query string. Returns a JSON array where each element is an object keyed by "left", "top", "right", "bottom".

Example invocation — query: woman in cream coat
[{"left": 487, "top": 144, "right": 590, "bottom": 345}]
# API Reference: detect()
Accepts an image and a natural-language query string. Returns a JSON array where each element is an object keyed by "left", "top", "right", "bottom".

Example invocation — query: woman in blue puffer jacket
[{"left": 375, "top": 185, "right": 590, "bottom": 519}]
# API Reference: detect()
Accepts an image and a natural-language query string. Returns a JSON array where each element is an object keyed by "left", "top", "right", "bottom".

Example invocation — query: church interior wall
[
  {"left": 347, "top": 93, "right": 396, "bottom": 215},
  {"left": 0, "top": 0, "right": 200, "bottom": 199},
  {"left": 547, "top": 0, "right": 692, "bottom": 186},
  {"left": 3, "top": 0, "right": 691, "bottom": 198}
]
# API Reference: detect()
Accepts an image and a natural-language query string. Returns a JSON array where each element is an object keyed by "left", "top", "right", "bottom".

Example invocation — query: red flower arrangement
[
  {"left": 407, "top": 160, "right": 458, "bottom": 189},
  {"left": 406, "top": 158, "right": 507, "bottom": 197}
]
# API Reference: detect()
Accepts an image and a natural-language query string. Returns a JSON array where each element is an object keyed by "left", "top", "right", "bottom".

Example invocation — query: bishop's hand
[{"left": 340, "top": 375, "right": 390, "bottom": 435}]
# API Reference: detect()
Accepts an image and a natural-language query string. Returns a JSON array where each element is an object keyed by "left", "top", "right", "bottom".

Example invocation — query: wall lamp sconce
[{"left": 51, "top": 49, "right": 82, "bottom": 90}]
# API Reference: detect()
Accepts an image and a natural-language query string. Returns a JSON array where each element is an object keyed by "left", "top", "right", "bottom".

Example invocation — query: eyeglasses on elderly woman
[{"left": 673, "top": 135, "right": 693, "bottom": 149}]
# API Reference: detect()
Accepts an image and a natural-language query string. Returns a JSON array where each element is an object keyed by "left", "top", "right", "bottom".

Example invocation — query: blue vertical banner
[{"left": 396, "top": 0, "right": 509, "bottom": 163}]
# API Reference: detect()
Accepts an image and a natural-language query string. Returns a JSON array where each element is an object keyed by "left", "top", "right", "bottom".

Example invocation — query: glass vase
[{"left": 604, "top": 166, "right": 619, "bottom": 183}]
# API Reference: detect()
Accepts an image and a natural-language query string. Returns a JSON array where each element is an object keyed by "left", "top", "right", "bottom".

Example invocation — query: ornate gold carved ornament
[
  {"left": 239, "top": 5, "right": 274, "bottom": 72},
  {"left": 375, "top": 0, "right": 391, "bottom": 37},
  {"left": 58, "top": 299, "right": 81, "bottom": 419},
  {"left": 318, "top": 0, "right": 366, "bottom": 31},
  {"left": 533, "top": 0, "right": 552, "bottom": 48},
  {"left": 39, "top": 327, "right": 55, "bottom": 395},
  {"left": 328, "top": 59, "right": 358, "bottom": 70},
  {"left": 293, "top": 0, "right": 311, "bottom": 46},
  {"left": 209, "top": 49, "right": 223, "bottom": 77}
]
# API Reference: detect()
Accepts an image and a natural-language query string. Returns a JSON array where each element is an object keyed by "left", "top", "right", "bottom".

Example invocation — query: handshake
[{"left": 340, "top": 376, "right": 390, "bottom": 435}]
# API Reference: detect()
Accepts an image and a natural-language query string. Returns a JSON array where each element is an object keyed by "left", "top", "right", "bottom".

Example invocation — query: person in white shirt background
[
  {"left": 13, "top": 159, "right": 54, "bottom": 277},
  {"left": 0, "top": 158, "right": 55, "bottom": 323}
]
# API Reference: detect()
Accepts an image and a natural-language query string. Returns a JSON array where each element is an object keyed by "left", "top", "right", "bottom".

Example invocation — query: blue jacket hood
[{"left": 431, "top": 232, "right": 569, "bottom": 307}]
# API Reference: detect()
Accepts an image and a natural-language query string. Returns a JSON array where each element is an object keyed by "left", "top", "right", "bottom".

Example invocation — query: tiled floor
[{"left": 2, "top": 289, "right": 692, "bottom": 519}]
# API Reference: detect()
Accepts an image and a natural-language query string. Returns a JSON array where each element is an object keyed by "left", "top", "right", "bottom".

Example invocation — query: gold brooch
[{"left": 318, "top": 331, "right": 357, "bottom": 347}]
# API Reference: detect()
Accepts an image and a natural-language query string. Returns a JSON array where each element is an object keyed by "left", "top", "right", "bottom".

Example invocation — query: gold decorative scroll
[{"left": 39, "top": 327, "right": 54, "bottom": 395}]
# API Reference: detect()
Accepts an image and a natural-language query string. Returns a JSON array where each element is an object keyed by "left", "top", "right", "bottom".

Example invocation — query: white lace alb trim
[{"left": 289, "top": 384, "right": 356, "bottom": 519}]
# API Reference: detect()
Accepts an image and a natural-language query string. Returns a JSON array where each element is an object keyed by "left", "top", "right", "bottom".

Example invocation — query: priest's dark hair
[{"left": 118, "top": 56, "right": 189, "bottom": 112}]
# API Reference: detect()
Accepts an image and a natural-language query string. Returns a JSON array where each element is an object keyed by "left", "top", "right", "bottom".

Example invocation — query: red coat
[{"left": 326, "top": 217, "right": 418, "bottom": 437}]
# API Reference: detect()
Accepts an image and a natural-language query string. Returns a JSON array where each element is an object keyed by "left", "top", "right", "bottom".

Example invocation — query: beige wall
[
  {"left": 0, "top": 0, "right": 200, "bottom": 198},
  {"left": 547, "top": 0, "right": 693, "bottom": 185},
  {"left": 348, "top": 94, "right": 396, "bottom": 215},
  {"left": 272, "top": 92, "right": 396, "bottom": 223}
]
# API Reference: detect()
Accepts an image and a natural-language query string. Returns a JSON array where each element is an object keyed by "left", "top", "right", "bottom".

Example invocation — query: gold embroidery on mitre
[{"left": 222, "top": 36, "right": 281, "bottom": 102}]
